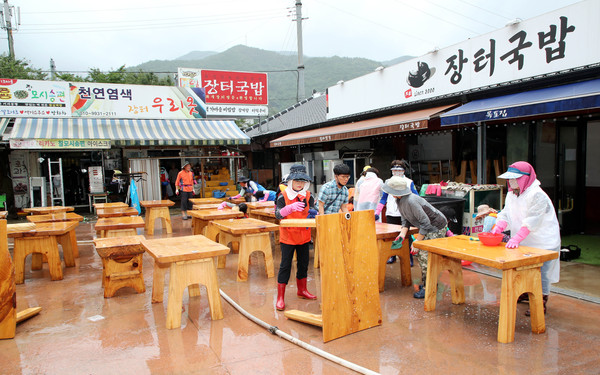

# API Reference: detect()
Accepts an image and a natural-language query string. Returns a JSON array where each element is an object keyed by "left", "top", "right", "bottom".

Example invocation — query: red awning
[{"left": 269, "top": 104, "right": 456, "bottom": 148}]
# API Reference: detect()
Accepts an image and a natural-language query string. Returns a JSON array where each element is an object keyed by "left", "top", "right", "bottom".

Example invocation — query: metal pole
[
  {"left": 476, "top": 122, "right": 487, "bottom": 184},
  {"left": 3, "top": 0, "right": 15, "bottom": 59},
  {"left": 295, "top": 0, "right": 305, "bottom": 101},
  {"left": 50, "top": 58, "right": 56, "bottom": 80}
]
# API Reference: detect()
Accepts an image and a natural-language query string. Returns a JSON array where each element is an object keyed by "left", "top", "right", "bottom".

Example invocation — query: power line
[
  {"left": 455, "top": 0, "right": 514, "bottom": 21},
  {"left": 427, "top": 0, "right": 497, "bottom": 29},
  {"left": 390, "top": 0, "right": 481, "bottom": 34}
]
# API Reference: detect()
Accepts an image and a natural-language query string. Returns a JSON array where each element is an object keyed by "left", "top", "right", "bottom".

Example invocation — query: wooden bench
[
  {"left": 141, "top": 235, "right": 229, "bottom": 329},
  {"left": 192, "top": 203, "right": 221, "bottom": 211},
  {"left": 93, "top": 235, "right": 146, "bottom": 298},
  {"left": 96, "top": 207, "right": 139, "bottom": 218},
  {"left": 189, "top": 198, "right": 223, "bottom": 205},
  {"left": 189, "top": 209, "right": 244, "bottom": 236},
  {"left": 244, "top": 201, "right": 275, "bottom": 215},
  {"left": 23, "top": 206, "right": 74, "bottom": 215},
  {"left": 26, "top": 212, "right": 83, "bottom": 224},
  {"left": 95, "top": 216, "right": 146, "bottom": 238},
  {"left": 140, "top": 200, "right": 175, "bottom": 235},
  {"left": 206, "top": 218, "right": 278, "bottom": 282},
  {"left": 93, "top": 202, "right": 128, "bottom": 210}
]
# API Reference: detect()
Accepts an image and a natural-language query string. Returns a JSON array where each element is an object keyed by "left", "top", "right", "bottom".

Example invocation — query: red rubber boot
[
  {"left": 296, "top": 278, "right": 317, "bottom": 300},
  {"left": 276, "top": 283, "right": 286, "bottom": 311}
]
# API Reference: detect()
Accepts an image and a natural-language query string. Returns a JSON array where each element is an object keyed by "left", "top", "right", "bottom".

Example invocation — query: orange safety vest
[{"left": 279, "top": 191, "right": 311, "bottom": 245}]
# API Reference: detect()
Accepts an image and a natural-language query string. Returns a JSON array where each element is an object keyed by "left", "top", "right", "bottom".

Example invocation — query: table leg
[
  {"left": 152, "top": 262, "right": 168, "bottom": 303},
  {"left": 498, "top": 265, "right": 545, "bottom": 344},
  {"left": 57, "top": 232, "right": 75, "bottom": 267},
  {"left": 424, "top": 253, "right": 465, "bottom": 311},
  {"left": 145, "top": 208, "right": 155, "bottom": 235},
  {"left": 398, "top": 241, "right": 412, "bottom": 287},
  {"left": 238, "top": 233, "right": 274, "bottom": 282},
  {"left": 159, "top": 207, "right": 172, "bottom": 234}
]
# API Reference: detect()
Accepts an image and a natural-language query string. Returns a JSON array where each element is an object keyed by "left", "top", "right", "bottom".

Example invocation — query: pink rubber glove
[
  {"left": 446, "top": 229, "right": 455, "bottom": 237},
  {"left": 261, "top": 194, "right": 269, "bottom": 202},
  {"left": 374, "top": 202, "right": 385, "bottom": 220},
  {"left": 279, "top": 201, "right": 305, "bottom": 217},
  {"left": 490, "top": 220, "right": 507, "bottom": 234},
  {"left": 231, "top": 194, "right": 242, "bottom": 200},
  {"left": 218, "top": 201, "right": 228, "bottom": 210},
  {"left": 506, "top": 226, "right": 530, "bottom": 248}
]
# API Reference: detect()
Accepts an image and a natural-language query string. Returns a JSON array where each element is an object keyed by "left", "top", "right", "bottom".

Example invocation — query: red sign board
[{"left": 201, "top": 70, "right": 268, "bottom": 105}]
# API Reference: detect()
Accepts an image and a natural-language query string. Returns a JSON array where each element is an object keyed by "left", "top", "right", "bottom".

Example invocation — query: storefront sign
[
  {"left": 0, "top": 79, "right": 70, "bottom": 117},
  {"left": 327, "top": 0, "right": 600, "bottom": 119},
  {"left": 9, "top": 139, "right": 111, "bottom": 149},
  {"left": 178, "top": 67, "right": 268, "bottom": 105},
  {"left": 69, "top": 82, "right": 207, "bottom": 119},
  {"left": 206, "top": 104, "right": 268, "bottom": 117}
]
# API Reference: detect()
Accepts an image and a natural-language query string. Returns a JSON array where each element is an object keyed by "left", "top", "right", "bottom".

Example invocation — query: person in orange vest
[
  {"left": 175, "top": 161, "right": 196, "bottom": 220},
  {"left": 274, "top": 164, "right": 318, "bottom": 311}
]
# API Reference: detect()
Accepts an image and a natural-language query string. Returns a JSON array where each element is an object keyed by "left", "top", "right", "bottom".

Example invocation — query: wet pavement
[{"left": 2, "top": 215, "right": 600, "bottom": 374}]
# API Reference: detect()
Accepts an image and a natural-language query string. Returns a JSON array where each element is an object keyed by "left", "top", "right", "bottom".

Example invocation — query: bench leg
[
  {"left": 152, "top": 262, "right": 168, "bottom": 303},
  {"left": 398, "top": 242, "right": 413, "bottom": 287},
  {"left": 159, "top": 207, "right": 172, "bottom": 234},
  {"left": 145, "top": 208, "right": 155, "bottom": 235},
  {"left": 57, "top": 232, "right": 75, "bottom": 267},
  {"left": 498, "top": 265, "right": 545, "bottom": 344},
  {"left": 238, "top": 233, "right": 273, "bottom": 282},
  {"left": 14, "top": 237, "right": 63, "bottom": 284}
]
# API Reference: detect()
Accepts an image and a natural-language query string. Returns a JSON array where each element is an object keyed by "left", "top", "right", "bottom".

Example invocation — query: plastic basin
[{"left": 478, "top": 232, "right": 503, "bottom": 246}]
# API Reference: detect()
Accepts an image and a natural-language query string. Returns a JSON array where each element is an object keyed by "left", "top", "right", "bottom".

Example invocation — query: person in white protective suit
[{"left": 492, "top": 161, "right": 560, "bottom": 316}]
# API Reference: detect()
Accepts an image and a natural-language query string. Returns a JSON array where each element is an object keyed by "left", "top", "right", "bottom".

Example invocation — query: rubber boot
[
  {"left": 276, "top": 283, "right": 286, "bottom": 311},
  {"left": 296, "top": 278, "right": 317, "bottom": 300},
  {"left": 414, "top": 275, "right": 426, "bottom": 299},
  {"left": 525, "top": 295, "right": 548, "bottom": 316}
]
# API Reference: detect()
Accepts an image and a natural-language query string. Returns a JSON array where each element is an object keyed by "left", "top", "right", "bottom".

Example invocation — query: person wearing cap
[
  {"left": 230, "top": 176, "right": 265, "bottom": 200},
  {"left": 318, "top": 163, "right": 351, "bottom": 215},
  {"left": 492, "top": 161, "right": 560, "bottom": 316},
  {"left": 254, "top": 189, "right": 277, "bottom": 202},
  {"left": 376, "top": 160, "right": 418, "bottom": 264},
  {"left": 475, "top": 204, "right": 499, "bottom": 233},
  {"left": 175, "top": 161, "right": 197, "bottom": 220},
  {"left": 274, "top": 164, "right": 318, "bottom": 311},
  {"left": 382, "top": 176, "right": 448, "bottom": 299},
  {"left": 355, "top": 167, "right": 384, "bottom": 213}
]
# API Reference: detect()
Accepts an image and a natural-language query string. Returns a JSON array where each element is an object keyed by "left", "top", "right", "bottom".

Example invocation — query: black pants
[
  {"left": 180, "top": 191, "right": 193, "bottom": 211},
  {"left": 386, "top": 215, "right": 402, "bottom": 225},
  {"left": 278, "top": 242, "right": 310, "bottom": 284}
]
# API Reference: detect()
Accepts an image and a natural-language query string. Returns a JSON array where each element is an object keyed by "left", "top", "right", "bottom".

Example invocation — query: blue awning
[
  {"left": 441, "top": 79, "right": 600, "bottom": 126},
  {"left": 8, "top": 118, "right": 250, "bottom": 146}
]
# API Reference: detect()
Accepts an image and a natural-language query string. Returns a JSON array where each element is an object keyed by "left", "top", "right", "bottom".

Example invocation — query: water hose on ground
[{"left": 219, "top": 290, "right": 380, "bottom": 375}]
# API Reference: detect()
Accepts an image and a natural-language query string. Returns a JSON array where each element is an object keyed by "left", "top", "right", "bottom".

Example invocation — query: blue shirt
[{"left": 318, "top": 180, "right": 349, "bottom": 214}]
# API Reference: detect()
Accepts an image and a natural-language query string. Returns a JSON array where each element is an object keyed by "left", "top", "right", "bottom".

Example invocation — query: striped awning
[
  {"left": 0, "top": 117, "right": 10, "bottom": 138},
  {"left": 9, "top": 118, "right": 250, "bottom": 146}
]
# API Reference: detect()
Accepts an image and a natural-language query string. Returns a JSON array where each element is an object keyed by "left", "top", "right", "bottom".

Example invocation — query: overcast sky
[{"left": 2, "top": 0, "right": 583, "bottom": 74}]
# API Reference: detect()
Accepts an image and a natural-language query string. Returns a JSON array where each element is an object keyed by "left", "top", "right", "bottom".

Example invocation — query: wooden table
[
  {"left": 96, "top": 207, "right": 139, "bottom": 218},
  {"left": 192, "top": 203, "right": 221, "bottom": 211},
  {"left": 413, "top": 235, "right": 559, "bottom": 343},
  {"left": 189, "top": 198, "right": 223, "bottom": 205},
  {"left": 249, "top": 207, "right": 280, "bottom": 243},
  {"left": 140, "top": 200, "right": 175, "bottom": 235},
  {"left": 23, "top": 206, "right": 74, "bottom": 215},
  {"left": 189, "top": 209, "right": 244, "bottom": 236},
  {"left": 206, "top": 218, "right": 279, "bottom": 281},
  {"left": 142, "top": 235, "right": 230, "bottom": 329},
  {"left": 245, "top": 201, "right": 275, "bottom": 214},
  {"left": 8, "top": 221, "right": 79, "bottom": 284},
  {"left": 93, "top": 202, "right": 128, "bottom": 209},
  {"left": 375, "top": 223, "right": 418, "bottom": 292},
  {"left": 26, "top": 212, "right": 83, "bottom": 224},
  {"left": 95, "top": 216, "right": 146, "bottom": 238},
  {"left": 94, "top": 235, "right": 146, "bottom": 298}
]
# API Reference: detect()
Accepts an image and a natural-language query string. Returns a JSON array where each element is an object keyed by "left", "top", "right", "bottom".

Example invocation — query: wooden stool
[
  {"left": 94, "top": 235, "right": 146, "bottom": 298},
  {"left": 141, "top": 235, "right": 229, "bottom": 329},
  {"left": 95, "top": 216, "right": 145, "bottom": 238},
  {"left": 13, "top": 236, "right": 63, "bottom": 284},
  {"left": 141, "top": 200, "right": 175, "bottom": 235}
]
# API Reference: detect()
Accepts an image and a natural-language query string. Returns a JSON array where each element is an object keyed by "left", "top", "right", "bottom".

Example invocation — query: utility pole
[
  {"left": 50, "top": 58, "right": 56, "bottom": 80},
  {"left": 0, "top": 0, "right": 18, "bottom": 59},
  {"left": 294, "top": 1, "right": 306, "bottom": 101}
]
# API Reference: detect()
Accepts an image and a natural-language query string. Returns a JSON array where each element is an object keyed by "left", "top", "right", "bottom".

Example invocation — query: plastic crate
[{"left": 423, "top": 196, "right": 466, "bottom": 235}]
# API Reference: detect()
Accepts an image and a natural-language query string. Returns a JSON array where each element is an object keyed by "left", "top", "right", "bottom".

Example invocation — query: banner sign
[
  {"left": 178, "top": 67, "right": 269, "bottom": 107},
  {"left": 9, "top": 139, "right": 111, "bottom": 149},
  {"left": 0, "top": 79, "right": 208, "bottom": 119},
  {"left": 0, "top": 79, "right": 70, "bottom": 117},
  {"left": 206, "top": 104, "right": 268, "bottom": 117},
  {"left": 326, "top": 0, "right": 600, "bottom": 119}
]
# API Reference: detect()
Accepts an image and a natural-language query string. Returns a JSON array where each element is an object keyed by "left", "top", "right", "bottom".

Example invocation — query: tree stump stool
[{"left": 93, "top": 235, "right": 146, "bottom": 298}]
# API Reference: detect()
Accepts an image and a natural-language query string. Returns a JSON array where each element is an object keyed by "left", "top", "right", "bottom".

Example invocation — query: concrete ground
[{"left": 2, "top": 214, "right": 600, "bottom": 375}]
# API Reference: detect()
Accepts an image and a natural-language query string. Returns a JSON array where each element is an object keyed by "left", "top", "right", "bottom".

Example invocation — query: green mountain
[{"left": 131, "top": 45, "right": 413, "bottom": 115}]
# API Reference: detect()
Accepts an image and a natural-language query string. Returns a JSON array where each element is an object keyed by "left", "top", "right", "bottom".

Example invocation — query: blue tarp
[{"left": 440, "top": 78, "right": 600, "bottom": 126}]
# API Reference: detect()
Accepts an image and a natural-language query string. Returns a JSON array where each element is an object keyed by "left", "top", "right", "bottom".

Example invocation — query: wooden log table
[
  {"left": 206, "top": 218, "right": 278, "bottom": 281},
  {"left": 26, "top": 212, "right": 83, "bottom": 224},
  {"left": 192, "top": 203, "right": 221, "bottom": 211},
  {"left": 95, "top": 216, "right": 146, "bottom": 238},
  {"left": 189, "top": 198, "right": 223, "bottom": 205},
  {"left": 142, "top": 235, "right": 230, "bottom": 329},
  {"left": 140, "top": 200, "right": 175, "bottom": 235},
  {"left": 413, "top": 235, "right": 559, "bottom": 343},
  {"left": 244, "top": 201, "right": 275, "bottom": 214},
  {"left": 189, "top": 209, "right": 244, "bottom": 236},
  {"left": 93, "top": 235, "right": 146, "bottom": 298},
  {"left": 8, "top": 221, "right": 80, "bottom": 284},
  {"left": 375, "top": 223, "right": 418, "bottom": 292},
  {"left": 23, "top": 206, "right": 74, "bottom": 215},
  {"left": 93, "top": 202, "right": 128, "bottom": 210},
  {"left": 96, "top": 207, "right": 139, "bottom": 218}
]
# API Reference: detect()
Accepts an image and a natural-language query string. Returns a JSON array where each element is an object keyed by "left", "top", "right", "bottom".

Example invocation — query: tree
[{"left": 0, "top": 54, "right": 47, "bottom": 80}]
